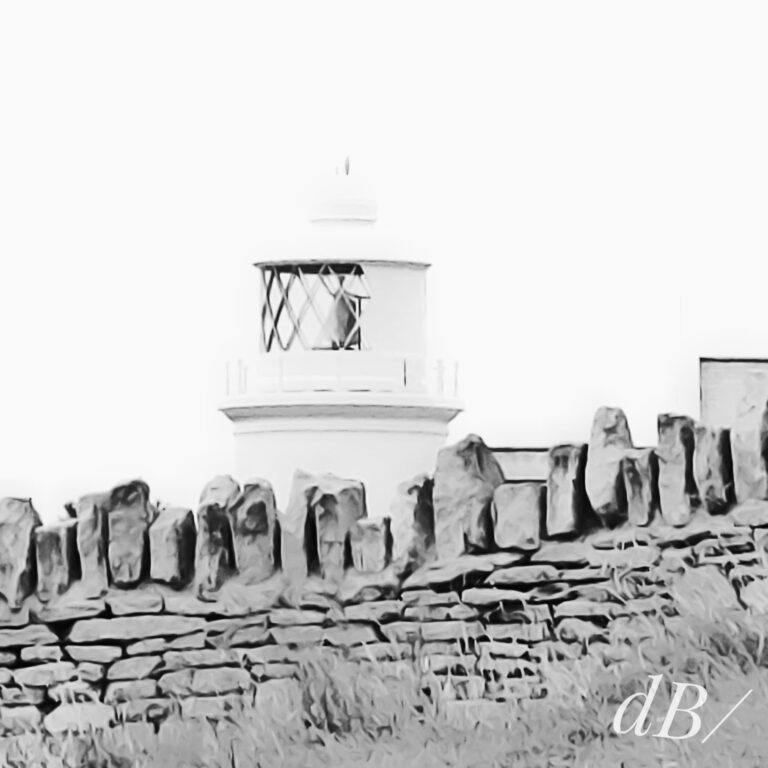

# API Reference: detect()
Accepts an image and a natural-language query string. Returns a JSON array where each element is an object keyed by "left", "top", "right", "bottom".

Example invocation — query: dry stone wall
[{"left": 2, "top": 402, "right": 768, "bottom": 738}]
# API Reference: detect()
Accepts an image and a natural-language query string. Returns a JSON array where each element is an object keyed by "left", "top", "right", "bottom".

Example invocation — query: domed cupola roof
[
  {"left": 255, "top": 160, "right": 427, "bottom": 268},
  {"left": 308, "top": 157, "right": 379, "bottom": 224}
]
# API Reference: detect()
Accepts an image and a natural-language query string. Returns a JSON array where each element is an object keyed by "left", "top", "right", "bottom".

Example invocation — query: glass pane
[{"left": 261, "top": 264, "right": 370, "bottom": 352}]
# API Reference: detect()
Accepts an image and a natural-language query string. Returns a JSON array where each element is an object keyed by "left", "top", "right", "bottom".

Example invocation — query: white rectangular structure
[
  {"left": 700, "top": 357, "right": 768, "bottom": 502},
  {"left": 491, "top": 447, "right": 550, "bottom": 482}
]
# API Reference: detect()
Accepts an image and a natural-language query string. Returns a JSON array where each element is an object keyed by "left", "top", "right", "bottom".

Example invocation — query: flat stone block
[
  {"left": 69, "top": 615, "right": 205, "bottom": 643},
  {"left": 13, "top": 662, "right": 76, "bottom": 688},
  {"left": 20, "top": 645, "right": 63, "bottom": 663},
  {"left": 107, "top": 656, "right": 161, "bottom": 681},
  {"left": 162, "top": 648, "right": 240, "bottom": 671}
]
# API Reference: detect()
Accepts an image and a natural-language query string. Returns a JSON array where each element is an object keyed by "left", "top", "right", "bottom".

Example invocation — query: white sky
[{"left": 1, "top": 2, "right": 767, "bottom": 522}]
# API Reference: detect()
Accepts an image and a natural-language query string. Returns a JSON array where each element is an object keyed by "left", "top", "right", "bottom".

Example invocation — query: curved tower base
[{"left": 221, "top": 393, "right": 461, "bottom": 518}]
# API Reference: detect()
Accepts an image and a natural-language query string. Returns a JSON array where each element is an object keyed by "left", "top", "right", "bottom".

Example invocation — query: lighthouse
[{"left": 220, "top": 163, "right": 463, "bottom": 519}]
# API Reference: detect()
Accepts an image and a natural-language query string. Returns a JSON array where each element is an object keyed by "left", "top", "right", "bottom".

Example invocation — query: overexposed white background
[{"left": 1, "top": 2, "right": 767, "bottom": 521}]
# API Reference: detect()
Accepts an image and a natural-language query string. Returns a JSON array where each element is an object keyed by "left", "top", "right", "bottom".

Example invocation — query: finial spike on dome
[{"left": 309, "top": 159, "right": 378, "bottom": 222}]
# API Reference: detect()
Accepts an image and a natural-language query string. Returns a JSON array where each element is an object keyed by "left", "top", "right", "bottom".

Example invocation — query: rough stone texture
[
  {"left": 228, "top": 480, "right": 277, "bottom": 582},
  {"left": 486, "top": 564, "right": 558, "bottom": 587},
  {"left": 491, "top": 482, "right": 541, "bottom": 551},
  {"left": 105, "top": 679, "right": 157, "bottom": 703},
  {"left": 149, "top": 507, "right": 196, "bottom": 587},
  {"left": 339, "top": 567, "right": 398, "bottom": 604},
  {"left": 390, "top": 474, "right": 435, "bottom": 577},
  {"left": 732, "top": 499, "right": 768, "bottom": 528},
  {"left": 546, "top": 444, "right": 589, "bottom": 537},
  {"left": 462, "top": 587, "right": 529, "bottom": 606},
  {"left": 0, "top": 625, "right": 57, "bottom": 648},
  {"left": 0, "top": 601, "right": 28, "bottom": 627},
  {"left": 0, "top": 495, "right": 763, "bottom": 723},
  {"left": 344, "top": 600, "right": 403, "bottom": 623},
  {"left": 403, "top": 603, "right": 473, "bottom": 622},
  {"left": 76, "top": 662, "right": 105, "bottom": 683},
  {"left": 105, "top": 480, "right": 153, "bottom": 588},
  {"left": 657, "top": 415, "right": 700, "bottom": 526},
  {"left": 162, "top": 649, "right": 239, "bottom": 671},
  {"left": 349, "top": 518, "right": 391, "bottom": 572},
  {"left": 312, "top": 474, "right": 367, "bottom": 582},
  {"left": 35, "top": 519, "right": 78, "bottom": 602},
  {"left": 401, "top": 589, "right": 462, "bottom": 607},
  {"left": 127, "top": 633, "right": 205, "bottom": 656},
  {"left": 75, "top": 491, "right": 110, "bottom": 598},
  {"left": 0, "top": 686, "right": 45, "bottom": 705},
  {"left": 7, "top": 415, "right": 768, "bottom": 721},
  {"left": 323, "top": 624, "right": 378, "bottom": 647},
  {"left": 585, "top": 407, "right": 634, "bottom": 525},
  {"left": 20, "top": 645, "right": 63, "bottom": 662},
  {"left": 268, "top": 624, "right": 323, "bottom": 646},
  {"left": 279, "top": 470, "right": 317, "bottom": 583},
  {"left": 199, "top": 475, "right": 241, "bottom": 508},
  {"left": 620, "top": 448, "right": 658, "bottom": 526},
  {"left": 403, "top": 552, "right": 526, "bottom": 591},
  {"left": 730, "top": 372, "right": 768, "bottom": 502},
  {"left": 269, "top": 608, "right": 325, "bottom": 626},
  {"left": 694, "top": 425, "right": 735, "bottom": 514},
  {"left": 14, "top": 662, "right": 76, "bottom": 688},
  {"left": 223, "top": 622, "right": 270, "bottom": 648},
  {"left": 193, "top": 475, "right": 241, "bottom": 594},
  {"left": 31, "top": 584, "right": 105, "bottom": 623},
  {"left": 69, "top": 616, "right": 206, "bottom": 643},
  {"left": 0, "top": 498, "right": 41, "bottom": 609},
  {"left": 195, "top": 501, "right": 235, "bottom": 594},
  {"left": 433, "top": 435, "right": 505, "bottom": 559},
  {"left": 108, "top": 656, "right": 161, "bottom": 681},
  {"left": 106, "top": 587, "right": 163, "bottom": 616},
  {"left": 67, "top": 645, "right": 122, "bottom": 664}
]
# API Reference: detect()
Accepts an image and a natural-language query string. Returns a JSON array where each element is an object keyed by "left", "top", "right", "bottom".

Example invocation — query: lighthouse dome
[
  {"left": 255, "top": 163, "right": 426, "bottom": 268},
  {"left": 308, "top": 160, "right": 379, "bottom": 223}
]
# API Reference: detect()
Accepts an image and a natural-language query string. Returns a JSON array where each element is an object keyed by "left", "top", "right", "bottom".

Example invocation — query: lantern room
[{"left": 220, "top": 163, "right": 463, "bottom": 520}]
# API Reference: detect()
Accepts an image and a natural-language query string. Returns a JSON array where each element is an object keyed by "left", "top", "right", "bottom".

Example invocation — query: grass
[{"left": 4, "top": 587, "right": 768, "bottom": 766}]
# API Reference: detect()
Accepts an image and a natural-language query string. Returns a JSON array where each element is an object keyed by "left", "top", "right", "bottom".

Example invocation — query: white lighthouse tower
[{"left": 221, "top": 162, "right": 463, "bottom": 518}]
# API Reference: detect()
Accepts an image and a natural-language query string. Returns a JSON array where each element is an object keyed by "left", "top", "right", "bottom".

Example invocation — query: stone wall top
[{"left": 1, "top": 391, "right": 767, "bottom": 627}]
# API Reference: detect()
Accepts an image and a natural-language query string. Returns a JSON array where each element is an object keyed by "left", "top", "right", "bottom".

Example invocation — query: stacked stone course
[{"left": 1, "top": 399, "right": 768, "bottom": 738}]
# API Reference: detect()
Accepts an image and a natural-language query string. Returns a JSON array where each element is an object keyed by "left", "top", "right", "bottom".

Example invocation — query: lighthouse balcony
[{"left": 224, "top": 351, "right": 459, "bottom": 400}]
